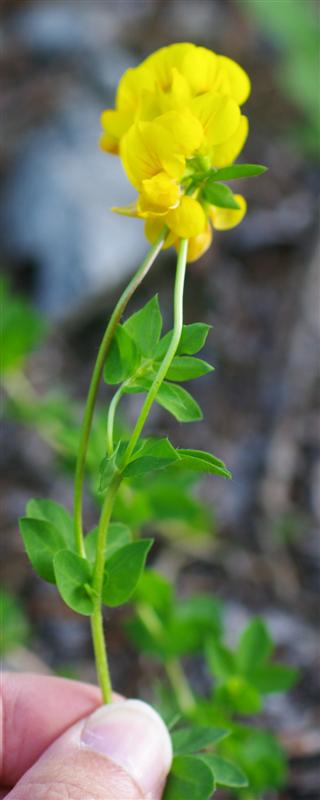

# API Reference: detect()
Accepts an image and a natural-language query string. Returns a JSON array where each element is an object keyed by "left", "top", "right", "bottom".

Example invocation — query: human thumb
[{"left": 8, "top": 699, "right": 173, "bottom": 800}]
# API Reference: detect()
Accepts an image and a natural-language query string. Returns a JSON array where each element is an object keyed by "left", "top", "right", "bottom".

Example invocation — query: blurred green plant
[
  {"left": 240, "top": 0, "right": 320, "bottom": 156},
  {"left": 0, "top": 588, "right": 30, "bottom": 654},
  {"left": 3, "top": 282, "right": 298, "bottom": 798},
  {"left": 128, "top": 572, "right": 298, "bottom": 798},
  {"left": 1, "top": 277, "right": 46, "bottom": 374}
]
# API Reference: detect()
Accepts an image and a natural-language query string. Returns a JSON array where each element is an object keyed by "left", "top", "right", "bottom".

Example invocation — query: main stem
[
  {"left": 90, "top": 239, "right": 188, "bottom": 701},
  {"left": 91, "top": 477, "right": 120, "bottom": 703},
  {"left": 73, "top": 230, "right": 166, "bottom": 557}
]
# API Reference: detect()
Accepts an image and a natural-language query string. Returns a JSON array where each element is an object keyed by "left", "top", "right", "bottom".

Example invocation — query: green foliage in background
[
  {"left": 1, "top": 277, "right": 46, "bottom": 373},
  {"left": 128, "top": 572, "right": 298, "bottom": 799},
  {"left": 241, "top": 0, "right": 320, "bottom": 156},
  {"left": 0, "top": 588, "right": 30, "bottom": 654}
]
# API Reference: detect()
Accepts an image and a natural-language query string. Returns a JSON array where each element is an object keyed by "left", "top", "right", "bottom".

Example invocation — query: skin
[
  {"left": 0, "top": 673, "right": 130, "bottom": 799},
  {"left": 1, "top": 674, "right": 101, "bottom": 795}
]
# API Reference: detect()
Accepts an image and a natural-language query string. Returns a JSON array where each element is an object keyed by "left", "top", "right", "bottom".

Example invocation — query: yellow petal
[
  {"left": 101, "top": 109, "right": 133, "bottom": 139},
  {"left": 120, "top": 122, "right": 162, "bottom": 190},
  {"left": 144, "top": 218, "right": 174, "bottom": 249},
  {"left": 141, "top": 172, "right": 180, "bottom": 209},
  {"left": 144, "top": 43, "right": 194, "bottom": 90},
  {"left": 218, "top": 56, "right": 251, "bottom": 105},
  {"left": 181, "top": 46, "right": 219, "bottom": 95},
  {"left": 211, "top": 194, "right": 247, "bottom": 230},
  {"left": 186, "top": 224, "right": 213, "bottom": 262},
  {"left": 191, "top": 92, "right": 241, "bottom": 148},
  {"left": 121, "top": 110, "right": 203, "bottom": 192},
  {"left": 112, "top": 202, "right": 139, "bottom": 217},
  {"left": 157, "top": 68, "right": 191, "bottom": 113},
  {"left": 155, "top": 110, "right": 203, "bottom": 158},
  {"left": 99, "top": 131, "right": 119, "bottom": 155},
  {"left": 167, "top": 196, "right": 207, "bottom": 238},
  {"left": 211, "top": 115, "right": 248, "bottom": 168},
  {"left": 116, "top": 64, "right": 154, "bottom": 111},
  {"left": 137, "top": 196, "right": 169, "bottom": 219}
]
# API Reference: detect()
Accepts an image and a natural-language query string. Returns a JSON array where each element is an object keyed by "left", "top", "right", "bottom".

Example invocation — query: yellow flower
[
  {"left": 143, "top": 195, "right": 247, "bottom": 263},
  {"left": 103, "top": 44, "right": 253, "bottom": 263},
  {"left": 116, "top": 99, "right": 241, "bottom": 219},
  {"left": 120, "top": 110, "right": 204, "bottom": 192},
  {"left": 166, "top": 196, "right": 207, "bottom": 238},
  {"left": 100, "top": 43, "right": 250, "bottom": 155},
  {"left": 210, "top": 194, "right": 247, "bottom": 230}
]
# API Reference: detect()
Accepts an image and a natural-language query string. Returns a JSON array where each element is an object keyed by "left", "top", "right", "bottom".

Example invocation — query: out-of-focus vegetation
[
  {"left": 241, "top": 0, "right": 320, "bottom": 156},
  {"left": 0, "top": 588, "right": 30, "bottom": 654},
  {"left": 129, "top": 572, "right": 298, "bottom": 798}
]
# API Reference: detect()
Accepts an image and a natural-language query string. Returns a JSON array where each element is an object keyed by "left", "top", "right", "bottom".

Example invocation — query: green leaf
[
  {"left": 164, "top": 755, "right": 215, "bottom": 800},
  {"left": 175, "top": 595, "right": 222, "bottom": 640},
  {"left": 172, "top": 726, "right": 228, "bottom": 755},
  {"left": 236, "top": 618, "right": 273, "bottom": 673},
  {"left": 133, "top": 569, "right": 173, "bottom": 616},
  {"left": 99, "top": 445, "right": 121, "bottom": 492},
  {"left": 123, "top": 295, "right": 163, "bottom": 357},
  {"left": 19, "top": 517, "right": 65, "bottom": 583},
  {"left": 147, "top": 479, "right": 210, "bottom": 530},
  {"left": 202, "top": 181, "right": 241, "bottom": 209},
  {"left": 177, "top": 449, "right": 231, "bottom": 479},
  {"left": 228, "top": 727, "right": 286, "bottom": 792},
  {"left": 1, "top": 278, "right": 46, "bottom": 373},
  {"left": 224, "top": 676, "right": 262, "bottom": 714},
  {"left": 53, "top": 550, "right": 94, "bottom": 615},
  {"left": 155, "top": 323, "right": 211, "bottom": 359},
  {"left": 123, "top": 438, "right": 178, "bottom": 478},
  {"left": 250, "top": 663, "right": 298, "bottom": 693},
  {"left": 26, "top": 498, "right": 74, "bottom": 549},
  {"left": 210, "top": 164, "right": 267, "bottom": 181},
  {"left": 102, "top": 539, "right": 153, "bottom": 607},
  {"left": 201, "top": 754, "right": 248, "bottom": 788},
  {"left": 166, "top": 356, "right": 214, "bottom": 382},
  {"left": 85, "top": 522, "right": 132, "bottom": 562},
  {"left": 156, "top": 383, "right": 203, "bottom": 422},
  {"left": 206, "top": 639, "right": 235, "bottom": 680},
  {"left": 0, "top": 589, "right": 30, "bottom": 654},
  {"left": 104, "top": 325, "right": 140, "bottom": 385}
]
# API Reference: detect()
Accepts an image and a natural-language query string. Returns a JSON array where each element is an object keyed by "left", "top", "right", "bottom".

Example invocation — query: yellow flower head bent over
[{"left": 101, "top": 44, "right": 266, "bottom": 262}]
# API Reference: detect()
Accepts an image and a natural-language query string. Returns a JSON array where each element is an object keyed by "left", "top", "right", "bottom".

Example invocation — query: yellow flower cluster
[{"left": 101, "top": 43, "right": 250, "bottom": 261}]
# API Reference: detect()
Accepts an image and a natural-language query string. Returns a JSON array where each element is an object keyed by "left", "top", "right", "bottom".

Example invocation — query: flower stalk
[
  {"left": 73, "top": 228, "right": 167, "bottom": 557},
  {"left": 89, "top": 239, "right": 188, "bottom": 699}
]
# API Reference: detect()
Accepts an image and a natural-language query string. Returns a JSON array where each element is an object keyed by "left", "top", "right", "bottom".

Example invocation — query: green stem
[
  {"left": 124, "top": 238, "right": 188, "bottom": 463},
  {"left": 106, "top": 386, "right": 124, "bottom": 454},
  {"left": 90, "top": 476, "right": 120, "bottom": 703},
  {"left": 90, "top": 607, "right": 112, "bottom": 703},
  {"left": 165, "top": 658, "right": 197, "bottom": 716},
  {"left": 92, "top": 478, "right": 120, "bottom": 597},
  {"left": 137, "top": 602, "right": 196, "bottom": 715},
  {"left": 88, "top": 238, "right": 188, "bottom": 702},
  {"left": 73, "top": 230, "right": 166, "bottom": 557}
]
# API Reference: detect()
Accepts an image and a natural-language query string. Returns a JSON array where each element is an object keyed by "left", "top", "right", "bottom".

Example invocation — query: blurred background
[{"left": 1, "top": 1, "right": 319, "bottom": 798}]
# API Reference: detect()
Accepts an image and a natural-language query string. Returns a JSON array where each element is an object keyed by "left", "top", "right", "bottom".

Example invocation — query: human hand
[{"left": 1, "top": 673, "right": 172, "bottom": 799}]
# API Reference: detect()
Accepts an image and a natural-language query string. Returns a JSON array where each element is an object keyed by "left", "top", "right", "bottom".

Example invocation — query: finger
[
  {"left": 1, "top": 672, "right": 102, "bottom": 787},
  {"left": 7, "top": 699, "right": 173, "bottom": 800}
]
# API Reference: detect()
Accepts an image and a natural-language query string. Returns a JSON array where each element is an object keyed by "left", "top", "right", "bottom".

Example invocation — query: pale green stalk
[
  {"left": 90, "top": 239, "right": 188, "bottom": 701},
  {"left": 73, "top": 230, "right": 166, "bottom": 557},
  {"left": 137, "top": 602, "right": 196, "bottom": 715},
  {"left": 124, "top": 239, "right": 188, "bottom": 464},
  {"left": 106, "top": 385, "right": 124, "bottom": 454}
]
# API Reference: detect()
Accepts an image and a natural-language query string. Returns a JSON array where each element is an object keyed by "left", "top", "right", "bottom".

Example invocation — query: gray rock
[{"left": 0, "top": 92, "right": 147, "bottom": 317}]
